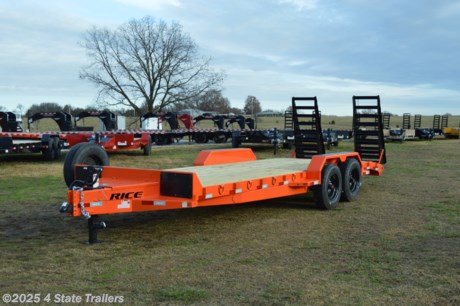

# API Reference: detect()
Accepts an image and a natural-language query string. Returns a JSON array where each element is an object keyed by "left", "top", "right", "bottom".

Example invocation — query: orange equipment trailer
[{"left": 60, "top": 96, "right": 387, "bottom": 243}]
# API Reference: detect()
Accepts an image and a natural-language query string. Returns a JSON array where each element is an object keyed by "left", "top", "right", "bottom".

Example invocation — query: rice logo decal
[{"left": 110, "top": 192, "right": 143, "bottom": 200}]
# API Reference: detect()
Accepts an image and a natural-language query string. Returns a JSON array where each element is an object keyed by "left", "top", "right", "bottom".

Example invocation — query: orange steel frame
[{"left": 66, "top": 148, "right": 384, "bottom": 218}]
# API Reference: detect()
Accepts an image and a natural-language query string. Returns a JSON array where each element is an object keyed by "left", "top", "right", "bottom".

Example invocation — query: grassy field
[{"left": 0, "top": 139, "right": 459, "bottom": 305}]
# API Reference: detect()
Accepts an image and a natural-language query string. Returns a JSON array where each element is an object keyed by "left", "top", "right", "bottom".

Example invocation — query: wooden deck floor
[{"left": 169, "top": 158, "right": 311, "bottom": 187}]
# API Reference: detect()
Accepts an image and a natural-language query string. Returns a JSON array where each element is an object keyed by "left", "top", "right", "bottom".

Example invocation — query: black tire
[
  {"left": 154, "top": 135, "right": 163, "bottom": 146},
  {"left": 312, "top": 164, "right": 342, "bottom": 210},
  {"left": 154, "top": 135, "right": 172, "bottom": 146},
  {"left": 43, "top": 138, "right": 56, "bottom": 161},
  {"left": 143, "top": 135, "right": 152, "bottom": 156},
  {"left": 231, "top": 136, "right": 241, "bottom": 148},
  {"left": 194, "top": 133, "right": 208, "bottom": 144},
  {"left": 213, "top": 133, "right": 227, "bottom": 143},
  {"left": 340, "top": 159, "right": 362, "bottom": 202},
  {"left": 63, "top": 143, "right": 109, "bottom": 187},
  {"left": 53, "top": 138, "right": 61, "bottom": 160}
]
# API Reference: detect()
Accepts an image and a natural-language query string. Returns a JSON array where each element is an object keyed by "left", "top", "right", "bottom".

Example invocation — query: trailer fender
[
  {"left": 305, "top": 152, "right": 361, "bottom": 183},
  {"left": 193, "top": 148, "right": 256, "bottom": 166}
]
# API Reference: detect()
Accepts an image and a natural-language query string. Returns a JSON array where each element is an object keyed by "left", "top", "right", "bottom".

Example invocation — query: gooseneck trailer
[{"left": 60, "top": 96, "right": 387, "bottom": 243}]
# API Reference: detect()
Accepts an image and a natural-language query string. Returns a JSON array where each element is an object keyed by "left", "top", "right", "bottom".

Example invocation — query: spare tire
[{"left": 63, "top": 143, "right": 109, "bottom": 187}]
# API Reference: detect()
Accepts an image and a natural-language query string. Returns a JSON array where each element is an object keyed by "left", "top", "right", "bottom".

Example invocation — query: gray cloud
[{"left": 0, "top": 0, "right": 458, "bottom": 115}]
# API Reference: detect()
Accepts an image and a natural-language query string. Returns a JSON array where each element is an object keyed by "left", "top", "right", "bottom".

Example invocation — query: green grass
[
  {"left": 156, "top": 287, "right": 208, "bottom": 303},
  {"left": 0, "top": 139, "right": 459, "bottom": 305},
  {"left": 0, "top": 176, "right": 62, "bottom": 202}
]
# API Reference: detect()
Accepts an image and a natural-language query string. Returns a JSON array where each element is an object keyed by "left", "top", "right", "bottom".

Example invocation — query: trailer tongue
[{"left": 60, "top": 96, "right": 386, "bottom": 243}]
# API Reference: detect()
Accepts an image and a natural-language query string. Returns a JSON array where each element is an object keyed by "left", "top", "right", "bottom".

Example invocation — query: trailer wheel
[
  {"left": 213, "top": 133, "right": 227, "bottom": 143},
  {"left": 313, "top": 164, "right": 342, "bottom": 209},
  {"left": 153, "top": 135, "right": 169, "bottom": 146},
  {"left": 194, "top": 133, "right": 208, "bottom": 143},
  {"left": 340, "top": 159, "right": 361, "bottom": 202},
  {"left": 154, "top": 135, "right": 163, "bottom": 146},
  {"left": 63, "top": 143, "right": 109, "bottom": 187},
  {"left": 43, "top": 138, "right": 56, "bottom": 161},
  {"left": 143, "top": 135, "right": 152, "bottom": 156},
  {"left": 53, "top": 138, "right": 61, "bottom": 160},
  {"left": 231, "top": 132, "right": 242, "bottom": 148}
]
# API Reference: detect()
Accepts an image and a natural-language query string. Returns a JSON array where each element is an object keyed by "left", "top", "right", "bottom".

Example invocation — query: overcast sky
[{"left": 1, "top": 0, "right": 459, "bottom": 115}]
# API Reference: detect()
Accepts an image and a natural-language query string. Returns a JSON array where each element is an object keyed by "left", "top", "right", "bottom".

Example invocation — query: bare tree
[
  {"left": 229, "top": 107, "right": 244, "bottom": 115},
  {"left": 243, "top": 95, "right": 262, "bottom": 115},
  {"left": 15, "top": 104, "right": 25, "bottom": 116},
  {"left": 194, "top": 89, "right": 231, "bottom": 114},
  {"left": 80, "top": 16, "right": 224, "bottom": 113},
  {"left": 169, "top": 89, "right": 236, "bottom": 114}
]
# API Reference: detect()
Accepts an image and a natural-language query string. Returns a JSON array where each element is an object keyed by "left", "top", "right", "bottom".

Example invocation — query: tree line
[{"left": 19, "top": 92, "right": 262, "bottom": 118}]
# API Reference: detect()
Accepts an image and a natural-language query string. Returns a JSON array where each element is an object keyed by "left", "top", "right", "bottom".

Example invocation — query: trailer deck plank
[{"left": 169, "top": 158, "right": 310, "bottom": 187}]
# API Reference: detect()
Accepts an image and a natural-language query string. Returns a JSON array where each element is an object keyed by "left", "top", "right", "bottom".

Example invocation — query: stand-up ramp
[
  {"left": 403, "top": 113, "right": 411, "bottom": 129},
  {"left": 414, "top": 114, "right": 422, "bottom": 129},
  {"left": 383, "top": 113, "right": 390, "bottom": 129},
  {"left": 353, "top": 96, "right": 386, "bottom": 164},
  {"left": 284, "top": 111, "right": 293, "bottom": 129},
  {"left": 292, "top": 97, "right": 324, "bottom": 159}
]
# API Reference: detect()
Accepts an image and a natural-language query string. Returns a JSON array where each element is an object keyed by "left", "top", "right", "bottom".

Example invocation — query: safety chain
[{"left": 73, "top": 186, "right": 91, "bottom": 219}]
